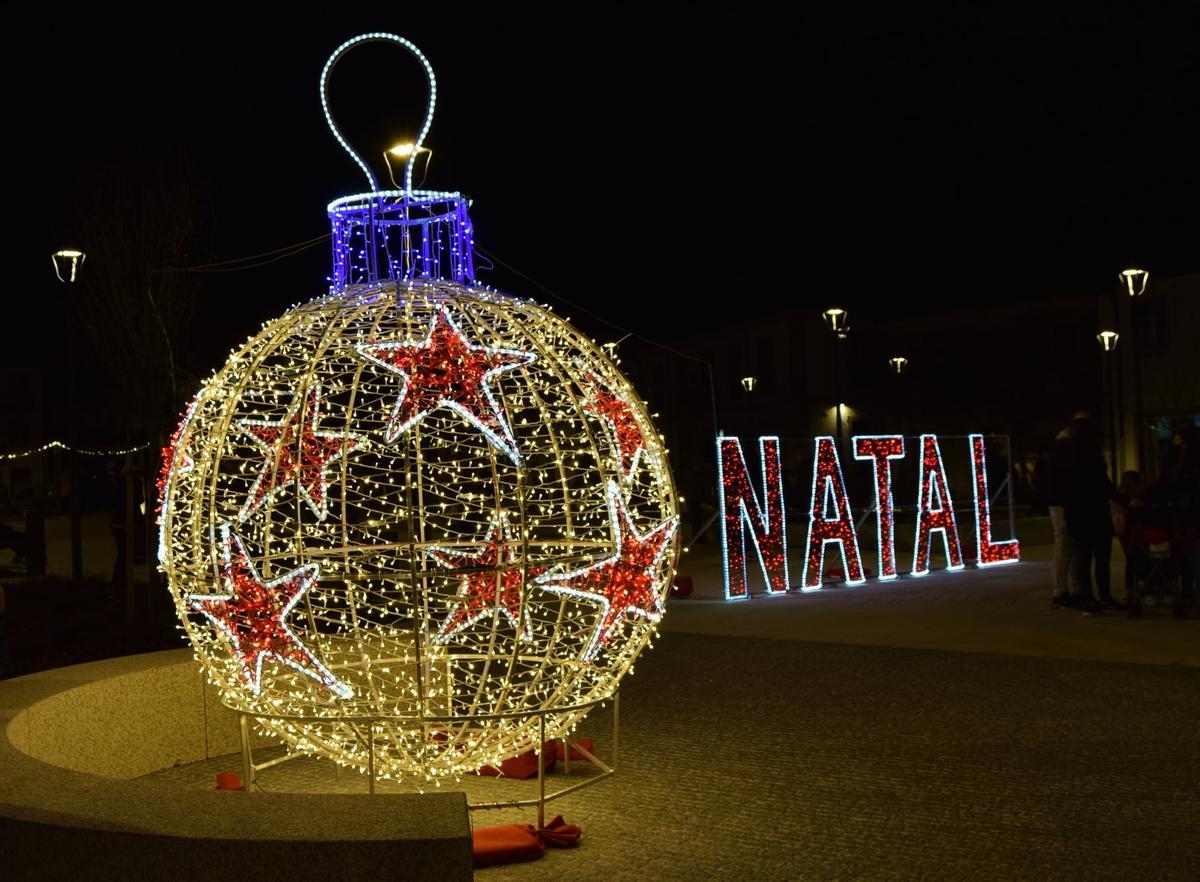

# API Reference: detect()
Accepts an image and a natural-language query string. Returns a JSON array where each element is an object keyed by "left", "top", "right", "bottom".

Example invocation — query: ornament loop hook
[{"left": 320, "top": 33, "right": 437, "bottom": 197}]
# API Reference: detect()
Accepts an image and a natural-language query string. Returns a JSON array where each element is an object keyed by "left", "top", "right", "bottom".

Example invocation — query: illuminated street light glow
[
  {"left": 1119, "top": 267, "right": 1149, "bottom": 297},
  {"left": 889, "top": 356, "right": 908, "bottom": 374},
  {"left": 52, "top": 249, "right": 86, "bottom": 283},
  {"left": 741, "top": 376, "right": 758, "bottom": 392},
  {"left": 822, "top": 306, "right": 850, "bottom": 338},
  {"left": 1097, "top": 330, "right": 1119, "bottom": 352}
]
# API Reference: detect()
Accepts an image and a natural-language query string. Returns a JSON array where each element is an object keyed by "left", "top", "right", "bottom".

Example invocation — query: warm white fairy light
[{"left": 160, "top": 281, "right": 679, "bottom": 783}]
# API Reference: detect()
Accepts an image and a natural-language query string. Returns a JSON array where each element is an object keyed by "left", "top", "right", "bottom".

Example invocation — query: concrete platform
[{"left": 0, "top": 651, "right": 472, "bottom": 881}]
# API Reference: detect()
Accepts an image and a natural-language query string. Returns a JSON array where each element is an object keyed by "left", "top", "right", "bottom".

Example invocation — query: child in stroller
[{"left": 1120, "top": 479, "right": 1188, "bottom": 619}]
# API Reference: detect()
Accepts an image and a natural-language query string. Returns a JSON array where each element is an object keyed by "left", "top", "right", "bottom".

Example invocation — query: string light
[
  {"left": 535, "top": 481, "right": 677, "bottom": 663},
  {"left": 800, "top": 436, "right": 865, "bottom": 589},
  {"left": 852, "top": 435, "right": 905, "bottom": 580},
  {"left": 0, "top": 439, "right": 149, "bottom": 461},
  {"left": 968, "top": 434, "right": 1020, "bottom": 567},
  {"left": 911, "top": 434, "right": 964, "bottom": 576},
  {"left": 716, "top": 435, "right": 789, "bottom": 599},
  {"left": 188, "top": 526, "right": 354, "bottom": 699},
  {"left": 237, "top": 383, "right": 363, "bottom": 522}
]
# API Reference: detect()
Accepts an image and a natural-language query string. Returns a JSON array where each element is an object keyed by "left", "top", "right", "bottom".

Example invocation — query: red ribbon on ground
[{"left": 471, "top": 815, "right": 582, "bottom": 868}]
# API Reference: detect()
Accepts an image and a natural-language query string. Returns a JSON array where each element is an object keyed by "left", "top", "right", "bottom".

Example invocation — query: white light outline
[
  {"left": 583, "top": 370, "right": 645, "bottom": 484},
  {"left": 237, "top": 383, "right": 364, "bottom": 523},
  {"left": 911, "top": 434, "right": 965, "bottom": 577},
  {"left": 852, "top": 435, "right": 906, "bottom": 581},
  {"left": 356, "top": 304, "right": 536, "bottom": 465},
  {"left": 969, "top": 434, "right": 1021, "bottom": 567},
  {"left": 320, "top": 33, "right": 436, "bottom": 197},
  {"left": 716, "top": 435, "right": 790, "bottom": 601},
  {"left": 427, "top": 511, "right": 534, "bottom": 643},
  {"left": 188, "top": 526, "right": 353, "bottom": 699},
  {"left": 801, "top": 436, "right": 866, "bottom": 590},
  {"left": 158, "top": 396, "right": 199, "bottom": 566},
  {"left": 535, "top": 481, "right": 678, "bottom": 663}
]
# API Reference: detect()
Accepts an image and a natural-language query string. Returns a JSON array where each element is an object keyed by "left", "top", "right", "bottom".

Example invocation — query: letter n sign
[{"left": 717, "top": 436, "right": 789, "bottom": 599}]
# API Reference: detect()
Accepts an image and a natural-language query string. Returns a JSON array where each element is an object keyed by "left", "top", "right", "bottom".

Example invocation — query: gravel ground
[{"left": 147, "top": 632, "right": 1200, "bottom": 880}]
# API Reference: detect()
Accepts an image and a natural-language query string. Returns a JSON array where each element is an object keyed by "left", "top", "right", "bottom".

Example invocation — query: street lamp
[
  {"left": 822, "top": 307, "right": 850, "bottom": 444},
  {"left": 822, "top": 306, "right": 850, "bottom": 339},
  {"left": 1119, "top": 267, "right": 1149, "bottom": 297},
  {"left": 888, "top": 356, "right": 908, "bottom": 375},
  {"left": 741, "top": 376, "right": 758, "bottom": 392},
  {"left": 383, "top": 142, "right": 432, "bottom": 190},
  {"left": 1097, "top": 329, "right": 1120, "bottom": 481},
  {"left": 52, "top": 249, "right": 86, "bottom": 283}
]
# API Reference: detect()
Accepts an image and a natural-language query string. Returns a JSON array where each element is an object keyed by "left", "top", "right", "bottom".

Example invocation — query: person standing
[
  {"left": 1064, "top": 417, "right": 1131, "bottom": 612},
  {"left": 1047, "top": 423, "right": 1078, "bottom": 608}
]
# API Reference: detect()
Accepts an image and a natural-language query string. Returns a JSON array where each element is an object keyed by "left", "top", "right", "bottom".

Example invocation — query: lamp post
[
  {"left": 51, "top": 250, "right": 88, "bottom": 582},
  {"left": 822, "top": 307, "right": 850, "bottom": 445},
  {"left": 1118, "top": 267, "right": 1150, "bottom": 469},
  {"left": 1097, "top": 330, "right": 1120, "bottom": 482}
]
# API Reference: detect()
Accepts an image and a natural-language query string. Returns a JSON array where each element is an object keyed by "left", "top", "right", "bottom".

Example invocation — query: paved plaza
[{"left": 147, "top": 545, "right": 1199, "bottom": 879}]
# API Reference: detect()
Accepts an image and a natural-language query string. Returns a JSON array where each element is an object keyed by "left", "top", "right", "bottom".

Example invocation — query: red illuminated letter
[
  {"left": 717, "top": 436, "right": 789, "bottom": 599},
  {"left": 912, "top": 434, "right": 964, "bottom": 576},
  {"left": 801, "top": 436, "right": 864, "bottom": 589},
  {"left": 852, "top": 435, "right": 905, "bottom": 580},
  {"left": 970, "top": 434, "right": 1020, "bottom": 566}
]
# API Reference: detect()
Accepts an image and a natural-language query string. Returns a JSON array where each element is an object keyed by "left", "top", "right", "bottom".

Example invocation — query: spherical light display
[
  {"left": 159, "top": 33, "right": 679, "bottom": 785},
  {"left": 159, "top": 275, "right": 679, "bottom": 782}
]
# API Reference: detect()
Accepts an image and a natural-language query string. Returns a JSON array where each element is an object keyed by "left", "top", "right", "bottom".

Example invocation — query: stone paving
[{"left": 145, "top": 547, "right": 1200, "bottom": 879}]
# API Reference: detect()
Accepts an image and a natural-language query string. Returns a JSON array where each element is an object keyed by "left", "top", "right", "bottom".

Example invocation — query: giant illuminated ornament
[{"left": 158, "top": 33, "right": 678, "bottom": 783}]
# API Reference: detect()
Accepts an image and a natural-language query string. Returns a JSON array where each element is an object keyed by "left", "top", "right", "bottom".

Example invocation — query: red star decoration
[
  {"left": 429, "top": 515, "right": 542, "bottom": 643},
  {"left": 157, "top": 396, "right": 199, "bottom": 566},
  {"left": 239, "top": 384, "right": 361, "bottom": 522},
  {"left": 157, "top": 397, "right": 198, "bottom": 517},
  {"left": 584, "top": 373, "right": 645, "bottom": 481},
  {"left": 536, "top": 482, "right": 678, "bottom": 662},
  {"left": 189, "top": 528, "right": 351, "bottom": 699},
  {"left": 356, "top": 306, "right": 536, "bottom": 464}
]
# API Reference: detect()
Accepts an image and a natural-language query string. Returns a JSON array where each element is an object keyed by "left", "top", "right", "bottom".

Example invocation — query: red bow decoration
[
  {"left": 533, "top": 815, "right": 582, "bottom": 848},
  {"left": 471, "top": 815, "right": 582, "bottom": 868}
]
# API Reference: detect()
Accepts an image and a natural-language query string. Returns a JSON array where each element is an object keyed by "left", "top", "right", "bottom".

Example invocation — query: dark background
[{"left": 4, "top": 4, "right": 1198, "bottom": 434}]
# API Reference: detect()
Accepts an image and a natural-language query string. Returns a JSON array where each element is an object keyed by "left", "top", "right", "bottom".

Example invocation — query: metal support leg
[
  {"left": 612, "top": 693, "right": 620, "bottom": 769},
  {"left": 367, "top": 723, "right": 376, "bottom": 795},
  {"left": 562, "top": 736, "right": 570, "bottom": 775},
  {"left": 537, "top": 714, "right": 546, "bottom": 827},
  {"left": 238, "top": 714, "right": 254, "bottom": 792}
]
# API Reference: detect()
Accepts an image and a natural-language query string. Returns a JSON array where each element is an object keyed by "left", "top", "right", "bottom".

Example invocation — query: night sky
[{"left": 10, "top": 6, "right": 1199, "bottom": 365}]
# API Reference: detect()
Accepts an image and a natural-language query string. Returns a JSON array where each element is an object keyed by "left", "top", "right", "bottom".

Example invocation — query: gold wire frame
[{"left": 161, "top": 280, "right": 679, "bottom": 783}]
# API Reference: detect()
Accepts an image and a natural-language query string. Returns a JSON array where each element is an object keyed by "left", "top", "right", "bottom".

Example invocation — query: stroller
[{"left": 1122, "top": 485, "right": 1188, "bottom": 619}]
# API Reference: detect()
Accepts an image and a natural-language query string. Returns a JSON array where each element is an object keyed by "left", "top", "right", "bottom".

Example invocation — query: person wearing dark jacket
[
  {"left": 1046, "top": 426, "right": 1078, "bottom": 607},
  {"left": 1063, "top": 417, "right": 1131, "bottom": 611}
]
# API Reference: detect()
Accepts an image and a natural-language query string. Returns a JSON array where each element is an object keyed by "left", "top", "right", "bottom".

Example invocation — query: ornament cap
[{"left": 327, "top": 190, "right": 476, "bottom": 289}]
